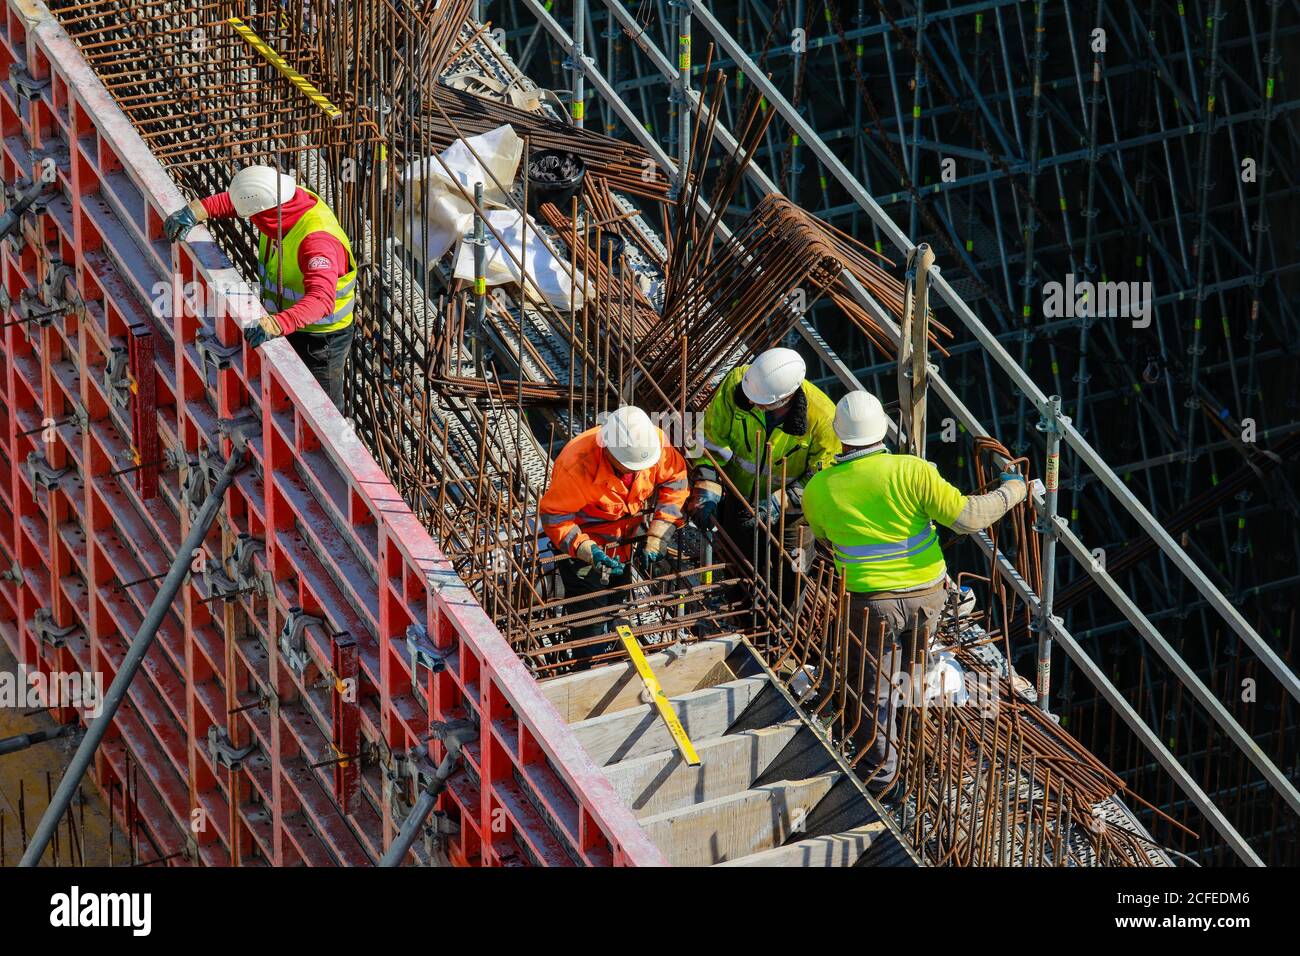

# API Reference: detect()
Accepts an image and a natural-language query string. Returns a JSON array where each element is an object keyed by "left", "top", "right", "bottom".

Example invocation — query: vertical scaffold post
[
  {"left": 1033, "top": 395, "right": 1067, "bottom": 714},
  {"left": 473, "top": 181, "right": 486, "bottom": 375},
  {"left": 671, "top": 0, "right": 691, "bottom": 200},
  {"left": 571, "top": 0, "right": 586, "bottom": 127}
]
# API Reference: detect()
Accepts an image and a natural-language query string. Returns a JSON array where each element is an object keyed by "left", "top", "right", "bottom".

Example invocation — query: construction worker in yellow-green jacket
[
  {"left": 685, "top": 348, "right": 840, "bottom": 599},
  {"left": 802, "top": 390, "right": 1027, "bottom": 794}
]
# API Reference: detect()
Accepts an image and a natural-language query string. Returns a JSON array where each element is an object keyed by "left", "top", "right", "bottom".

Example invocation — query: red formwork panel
[{"left": 0, "top": 0, "right": 663, "bottom": 867}]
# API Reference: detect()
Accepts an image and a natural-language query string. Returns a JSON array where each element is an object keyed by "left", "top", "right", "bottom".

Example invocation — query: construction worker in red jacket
[
  {"left": 540, "top": 406, "right": 689, "bottom": 661},
  {"left": 163, "top": 165, "right": 358, "bottom": 408}
]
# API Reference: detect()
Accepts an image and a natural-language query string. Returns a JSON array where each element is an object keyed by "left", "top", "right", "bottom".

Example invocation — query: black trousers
[
  {"left": 288, "top": 322, "right": 355, "bottom": 408},
  {"left": 557, "top": 557, "right": 633, "bottom": 661}
]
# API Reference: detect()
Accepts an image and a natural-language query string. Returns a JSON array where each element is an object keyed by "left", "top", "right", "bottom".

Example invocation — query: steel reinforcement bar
[{"left": 0, "top": 0, "right": 662, "bottom": 866}]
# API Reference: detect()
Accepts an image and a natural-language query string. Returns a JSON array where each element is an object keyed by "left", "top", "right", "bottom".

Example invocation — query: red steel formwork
[{"left": 0, "top": 0, "right": 664, "bottom": 866}]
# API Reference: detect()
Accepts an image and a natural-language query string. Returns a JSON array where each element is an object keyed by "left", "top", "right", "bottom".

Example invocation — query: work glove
[
  {"left": 685, "top": 479, "right": 722, "bottom": 527},
  {"left": 243, "top": 314, "right": 284, "bottom": 350},
  {"left": 745, "top": 492, "right": 783, "bottom": 528},
  {"left": 998, "top": 470, "right": 1028, "bottom": 507},
  {"left": 591, "top": 549, "right": 625, "bottom": 576},
  {"left": 578, "top": 540, "right": 625, "bottom": 576},
  {"left": 641, "top": 519, "right": 674, "bottom": 569},
  {"left": 163, "top": 200, "right": 207, "bottom": 242}
]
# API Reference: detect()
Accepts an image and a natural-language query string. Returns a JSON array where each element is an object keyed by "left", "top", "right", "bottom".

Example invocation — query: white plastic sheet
[
  {"left": 398, "top": 124, "right": 523, "bottom": 261},
  {"left": 451, "top": 210, "right": 590, "bottom": 311}
]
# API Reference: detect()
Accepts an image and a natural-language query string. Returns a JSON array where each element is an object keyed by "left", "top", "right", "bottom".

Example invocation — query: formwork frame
[{"left": 0, "top": 0, "right": 662, "bottom": 866}]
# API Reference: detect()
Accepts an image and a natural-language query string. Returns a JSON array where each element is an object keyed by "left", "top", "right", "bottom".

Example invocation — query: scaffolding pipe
[
  {"left": 19, "top": 444, "right": 247, "bottom": 867},
  {"left": 571, "top": 0, "right": 585, "bottom": 126},
  {"left": 1034, "top": 395, "right": 1065, "bottom": 712},
  {"left": 0, "top": 723, "right": 76, "bottom": 757}
]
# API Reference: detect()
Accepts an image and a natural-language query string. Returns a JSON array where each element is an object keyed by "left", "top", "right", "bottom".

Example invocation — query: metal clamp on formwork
[
  {"left": 218, "top": 416, "right": 263, "bottom": 484},
  {"left": 31, "top": 608, "right": 82, "bottom": 649},
  {"left": 200, "top": 555, "right": 241, "bottom": 604},
  {"left": 406, "top": 622, "right": 450, "bottom": 676},
  {"left": 42, "top": 258, "right": 82, "bottom": 316},
  {"left": 207, "top": 725, "right": 259, "bottom": 772},
  {"left": 103, "top": 345, "right": 132, "bottom": 410},
  {"left": 0, "top": 178, "right": 52, "bottom": 255},
  {"left": 23, "top": 451, "right": 72, "bottom": 498},
  {"left": 230, "top": 533, "right": 268, "bottom": 598},
  {"left": 279, "top": 606, "right": 323, "bottom": 677},
  {"left": 195, "top": 333, "right": 241, "bottom": 391},
  {"left": 8, "top": 62, "right": 50, "bottom": 103},
  {"left": 381, "top": 719, "right": 476, "bottom": 867}
]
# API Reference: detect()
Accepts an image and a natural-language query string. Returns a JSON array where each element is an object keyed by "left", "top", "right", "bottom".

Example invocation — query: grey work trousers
[{"left": 847, "top": 583, "right": 949, "bottom": 792}]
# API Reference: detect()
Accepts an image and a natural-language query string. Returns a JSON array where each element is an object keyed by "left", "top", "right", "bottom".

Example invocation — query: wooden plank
[
  {"left": 639, "top": 774, "right": 838, "bottom": 866},
  {"left": 541, "top": 636, "right": 741, "bottom": 722},
  {"left": 604, "top": 721, "right": 803, "bottom": 817},
  {"left": 714, "top": 824, "right": 886, "bottom": 867},
  {"left": 570, "top": 676, "right": 767, "bottom": 766}
]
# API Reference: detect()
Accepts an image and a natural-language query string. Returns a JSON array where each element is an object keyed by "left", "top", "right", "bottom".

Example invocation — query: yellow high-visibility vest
[
  {"left": 258, "top": 190, "right": 357, "bottom": 334},
  {"left": 802, "top": 449, "right": 967, "bottom": 592}
]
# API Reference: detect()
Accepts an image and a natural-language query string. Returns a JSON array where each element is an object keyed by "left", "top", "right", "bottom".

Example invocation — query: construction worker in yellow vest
[
  {"left": 684, "top": 348, "right": 840, "bottom": 597},
  {"left": 802, "top": 390, "right": 1027, "bottom": 794},
  {"left": 164, "top": 165, "right": 357, "bottom": 407}
]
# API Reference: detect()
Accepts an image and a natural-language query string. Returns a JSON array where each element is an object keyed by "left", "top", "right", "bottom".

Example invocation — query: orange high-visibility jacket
[{"left": 540, "top": 426, "right": 688, "bottom": 562}]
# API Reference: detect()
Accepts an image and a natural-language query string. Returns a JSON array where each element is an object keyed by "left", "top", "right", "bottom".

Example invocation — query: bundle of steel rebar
[{"left": 416, "top": 86, "right": 671, "bottom": 200}]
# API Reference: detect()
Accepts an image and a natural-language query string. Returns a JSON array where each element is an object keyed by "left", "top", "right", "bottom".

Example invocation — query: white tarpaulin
[
  {"left": 451, "top": 209, "right": 591, "bottom": 312},
  {"left": 398, "top": 124, "right": 523, "bottom": 261}
]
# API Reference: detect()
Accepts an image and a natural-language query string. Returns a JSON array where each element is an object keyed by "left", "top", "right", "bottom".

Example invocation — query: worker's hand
[
  {"left": 641, "top": 519, "right": 673, "bottom": 569},
  {"left": 163, "top": 199, "right": 208, "bottom": 242},
  {"left": 590, "top": 549, "right": 625, "bottom": 576},
  {"left": 753, "top": 493, "right": 783, "bottom": 527},
  {"left": 243, "top": 314, "right": 284, "bottom": 350},
  {"left": 998, "top": 470, "right": 1028, "bottom": 506},
  {"left": 686, "top": 479, "right": 722, "bottom": 527}
]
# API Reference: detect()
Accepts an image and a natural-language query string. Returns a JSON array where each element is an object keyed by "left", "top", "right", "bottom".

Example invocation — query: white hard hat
[
  {"left": 598, "top": 406, "right": 662, "bottom": 471},
  {"left": 228, "top": 165, "right": 299, "bottom": 217},
  {"left": 833, "top": 390, "right": 889, "bottom": 445},
  {"left": 741, "top": 347, "right": 806, "bottom": 406}
]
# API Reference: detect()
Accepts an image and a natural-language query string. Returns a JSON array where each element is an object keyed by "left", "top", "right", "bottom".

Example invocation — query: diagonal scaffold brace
[{"left": 18, "top": 434, "right": 251, "bottom": 867}]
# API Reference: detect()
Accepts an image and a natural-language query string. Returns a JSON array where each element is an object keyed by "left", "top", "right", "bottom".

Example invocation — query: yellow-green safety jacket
[
  {"left": 802, "top": 448, "right": 967, "bottom": 592},
  {"left": 258, "top": 189, "right": 357, "bottom": 334},
  {"left": 688, "top": 364, "right": 840, "bottom": 505}
]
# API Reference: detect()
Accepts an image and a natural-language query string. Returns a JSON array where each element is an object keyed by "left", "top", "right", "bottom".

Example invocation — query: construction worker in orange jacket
[{"left": 540, "top": 406, "right": 689, "bottom": 661}]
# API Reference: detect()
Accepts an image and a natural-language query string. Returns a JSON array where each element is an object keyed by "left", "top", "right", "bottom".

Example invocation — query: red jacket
[
  {"left": 540, "top": 427, "right": 688, "bottom": 562},
  {"left": 201, "top": 188, "right": 350, "bottom": 334}
]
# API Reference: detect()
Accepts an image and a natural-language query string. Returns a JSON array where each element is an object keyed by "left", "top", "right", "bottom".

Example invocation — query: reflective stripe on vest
[
  {"left": 834, "top": 526, "right": 938, "bottom": 564},
  {"left": 258, "top": 189, "right": 357, "bottom": 334}
]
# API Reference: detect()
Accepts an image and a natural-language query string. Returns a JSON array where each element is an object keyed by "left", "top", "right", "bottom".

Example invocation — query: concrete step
[
  {"left": 714, "top": 823, "right": 886, "bottom": 867},
  {"left": 603, "top": 720, "right": 803, "bottom": 818},
  {"left": 569, "top": 675, "right": 768, "bottom": 766},
  {"left": 638, "top": 773, "right": 839, "bottom": 866},
  {"left": 541, "top": 636, "right": 739, "bottom": 722}
]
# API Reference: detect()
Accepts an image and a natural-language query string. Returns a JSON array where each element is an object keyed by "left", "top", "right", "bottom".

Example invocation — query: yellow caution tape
[
  {"left": 227, "top": 18, "right": 342, "bottom": 120},
  {"left": 616, "top": 624, "right": 699, "bottom": 766}
]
